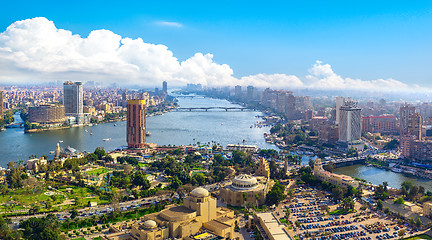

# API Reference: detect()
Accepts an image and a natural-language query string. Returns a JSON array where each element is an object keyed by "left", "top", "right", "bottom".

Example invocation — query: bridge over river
[
  {"left": 322, "top": 156, "right": 367, "bottom": 168},
  {"left": 174, "top": 107, "right": 254, "bottom": 112}
]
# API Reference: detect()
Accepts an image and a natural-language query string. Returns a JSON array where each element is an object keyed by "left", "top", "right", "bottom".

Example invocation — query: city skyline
[{"left": 0, "top": 1, "right": 431, "bottom": 92}]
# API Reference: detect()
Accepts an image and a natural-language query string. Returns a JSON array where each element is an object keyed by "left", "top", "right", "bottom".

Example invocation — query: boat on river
[{"left": 103, "top": 138, "right": 111, "bottom": 141}]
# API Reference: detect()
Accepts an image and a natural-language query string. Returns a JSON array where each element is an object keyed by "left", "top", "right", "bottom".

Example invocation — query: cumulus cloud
[
  {"left": 305, "top": 61, "right": 411, "bottom": 91},
  {"left": 0, "top": 17, "right": 422, "bottom": 92},
  {"left": 155, "top": 21, "right": 183, "bottom": 28},
  {"left": 240, "top": 74, "right": 303, "bottom": 89}
]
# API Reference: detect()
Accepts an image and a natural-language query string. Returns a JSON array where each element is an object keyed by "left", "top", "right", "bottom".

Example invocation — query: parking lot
[{"left": 271, "top": 187, "right": 420, "bottom": 240}]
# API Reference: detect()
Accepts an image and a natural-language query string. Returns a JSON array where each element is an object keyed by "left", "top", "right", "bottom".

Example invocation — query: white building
[
  {"left": 339, "top": 101, "right": 361, "bottom": 143},
  {"left": 63, "top": 81, "right": 84, "bottom": 124}
]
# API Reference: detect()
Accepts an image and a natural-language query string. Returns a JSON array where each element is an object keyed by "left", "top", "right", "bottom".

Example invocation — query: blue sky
[{"left": 0, "top": 0, "right": 431, "bottom": 89}]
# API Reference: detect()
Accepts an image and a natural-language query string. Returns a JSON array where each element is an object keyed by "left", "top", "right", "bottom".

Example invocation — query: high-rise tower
[
  {"left": 162, "top": 81, "right": 168, "bottom": 94},
  {"left": 0, "top": 91, "right": 3, "bottom": 116},
  {"left": 127, "top": 99, "right": 146, "bottom": 148},
  {"left": 63, "top": 81, "right": 83, "bottom": 123},
  {"left": 400, "top": 103, "right": 416, "bottom": 136},
  {"left": 338, "top": 101, "right": 361, "bottom": 142}
]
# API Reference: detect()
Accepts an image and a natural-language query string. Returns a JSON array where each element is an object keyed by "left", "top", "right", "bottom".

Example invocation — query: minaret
[{"left": 55, "top": 143, "right": 61, "bottom": 159}]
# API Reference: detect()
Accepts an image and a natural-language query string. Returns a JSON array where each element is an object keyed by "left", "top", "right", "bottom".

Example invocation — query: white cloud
[
  {"left": 240, "top": 73, "right": 304, "bottom": 89},
  {"left": 0, "top": 17, "right": 424, "bottom": 92},
  {"left": 305, "top": 61, "right": 412, "bottom": 92},
  {"left": 155, "top": 21, "right": 183, "bottom": 28}
]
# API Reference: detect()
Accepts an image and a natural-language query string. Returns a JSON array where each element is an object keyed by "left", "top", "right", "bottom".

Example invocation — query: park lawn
[
  {"left": 0, "top": 187, "right": 51, "bottom": 205},
  {"left": 138, "top": 163, "right": 148, "bottom": 167},
  {"left": 85, "top": 168, "right": 110, "bottom": 176},
  {"left": 329, "top": 209, "right": 355, "bottom": 215},
  {"left": 192, "top": 167, "right": 205, "bottom": 170},
  {"left": 58, "top": 185, "right": 95, "bottom": 199},
  {"left": 404, "top": 234, "right": 432, "bottom": 240}
]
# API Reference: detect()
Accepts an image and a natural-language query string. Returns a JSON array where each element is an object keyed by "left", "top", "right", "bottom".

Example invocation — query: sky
[{"left": 0, "top": 0, "right": 431, "bottom": 91}]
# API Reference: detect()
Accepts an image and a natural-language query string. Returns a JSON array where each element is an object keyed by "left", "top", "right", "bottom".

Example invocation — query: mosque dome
[
  {"left": 190, "top": 187, "right": 209, "bottom": 198},
  {"left": 232, "top": 174, "right": 258, "bottom": 189},
  {"left": 142, "top": 220, "right": 157, "bottom": 229}
]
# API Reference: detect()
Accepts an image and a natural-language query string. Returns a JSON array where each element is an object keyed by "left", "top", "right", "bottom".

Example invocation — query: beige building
[
  {"left": 313, "top": 158, "right": 359, "bottom": 189},
  {"left": 220, "top": 157, "right": 272, "bottom": 207},
  {"left": 104, "top": 187, "right": 235, "bottom": 240},
  {"left": 26, "top": 158, "right": 47, "bottom": 172},
  {"left": 257, "top": 212, "right": 290, "bottom": 240},
  {"left": 424, "top": 202, "right": 432, "bottom": 217},
  {"left": 28, "top": 104, "right": 65, "bottom": 124},
  {"left": 256, "top": 157, "right": 270, "bottom": 178},
  {"left": 220, "top": 174, "right": 271, "bottom": 207}
]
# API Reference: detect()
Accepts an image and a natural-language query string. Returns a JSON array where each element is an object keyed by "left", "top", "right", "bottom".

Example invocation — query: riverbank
[
  {"left": 0, "top": 96, "right": 275, "bottom": 166},
  {"left": 334, "top": 164, "right": 432, "bottom": 191}
]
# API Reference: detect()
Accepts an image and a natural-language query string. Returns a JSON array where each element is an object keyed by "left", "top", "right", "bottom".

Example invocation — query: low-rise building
[
  {"left": 220, "top": 174, "right": 271, "bottom": 207},
  {"left": 313, "top": 158, "right": 359, "bottom": 189}
]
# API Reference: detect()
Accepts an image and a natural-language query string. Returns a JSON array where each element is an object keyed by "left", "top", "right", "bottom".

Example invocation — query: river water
[
  {"left": 334, "top": 164, "right": 432, "bottom": 191},
  {"left": 0, "top": 96, "right": 276, "bottom": 167},
  {"left": 2, "top": 96, "right": 432, "bottom": 190}
]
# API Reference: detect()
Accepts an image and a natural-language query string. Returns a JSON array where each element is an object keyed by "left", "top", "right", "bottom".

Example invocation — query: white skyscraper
[
  {"left": 335, "top": 96, "right": 352, "bottom": 125},
  {"left": 339, "top": 101, "right": 361, "bottom": 142},
  {"left": 63, "top": 81, "right": 83, "bottom": 124}
]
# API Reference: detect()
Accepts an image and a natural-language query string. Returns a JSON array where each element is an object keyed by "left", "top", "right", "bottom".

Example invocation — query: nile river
[
  {"left": 1, "top": 95, "right": 432, "bottom": 190},
  {"left": 0, "top": 96, "right": 276, "bottom": 167},
  {"left": 334, "top": 165, "right": 432, "bottom": 191}
]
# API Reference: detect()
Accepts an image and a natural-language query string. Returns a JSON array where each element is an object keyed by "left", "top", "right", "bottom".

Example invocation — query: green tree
[
  {"left": 410, "top": 217, "right": 415, "bottom": 226},
  {"left": 384, "top": 207, "right": 390, "bottom": 214},
  {"left": 377, "top": 199, "right": 383, "bottom": 210},
  {"left": 70, "top": 209, "right": 78, "bottom": 220},
  {"left": 415, "top": 217, "right": 422, "bottom": 228},
  {"left": 86, "top": 153, "right": 98, "bottom": 162},
  {"left": 170, "top": 176, "right": 183, "bottom": 190},
  {"left": 191, "top": 173, "right": 206, "bottom": 186},
  {"left": 265, "top": 181, "right": 285, "bottom": 205},
  {"left": 340, "top": 197, "right": 355, "bottom": 211},
  {"left": 133, "top": 172, "right": 151, "bottom": 189},
  {"left": 332, "top": 186, "right": 344, "bottom": 201},
  {"left": 394, "top": 197, "right": 405, "bottom": 204},
  {"left": 401, "top": 181, "right": 413, "bottom": 191}
]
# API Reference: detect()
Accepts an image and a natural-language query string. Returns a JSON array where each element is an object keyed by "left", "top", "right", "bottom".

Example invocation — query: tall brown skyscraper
[{"left": 127, "top": 99, "right": 146, "bottom": 148}]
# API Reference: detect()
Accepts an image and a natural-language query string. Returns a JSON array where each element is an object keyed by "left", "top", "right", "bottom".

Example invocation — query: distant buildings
[
  {"left": 63, "top": 81, "right": 84, "bottom": 124},
  {"left": 246, "top": 85, "right": 257, "bottom": 102},
  {"left": 310, "top": 116, "right": 328, "bottom": 132},
  {"left": 261, "top": 88, "right": 301, "bottom": 120},
  {"left": 361, "top": 115, "right": 398, "bottom": 135},
  {"left": 127, "top": 99, "right": 146, "bottom": 148},
  {"left": 234, "top": 85, "right": 242, "bottom": 99},
  {"left": 318, "top": 124, "right": 339, "bottom": 144},
  {"left": 0, "top": 91, "right": 3, "bottom": 116},
  {"left": 338, "top": 101, "right": 361, "bottom": 143}
]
